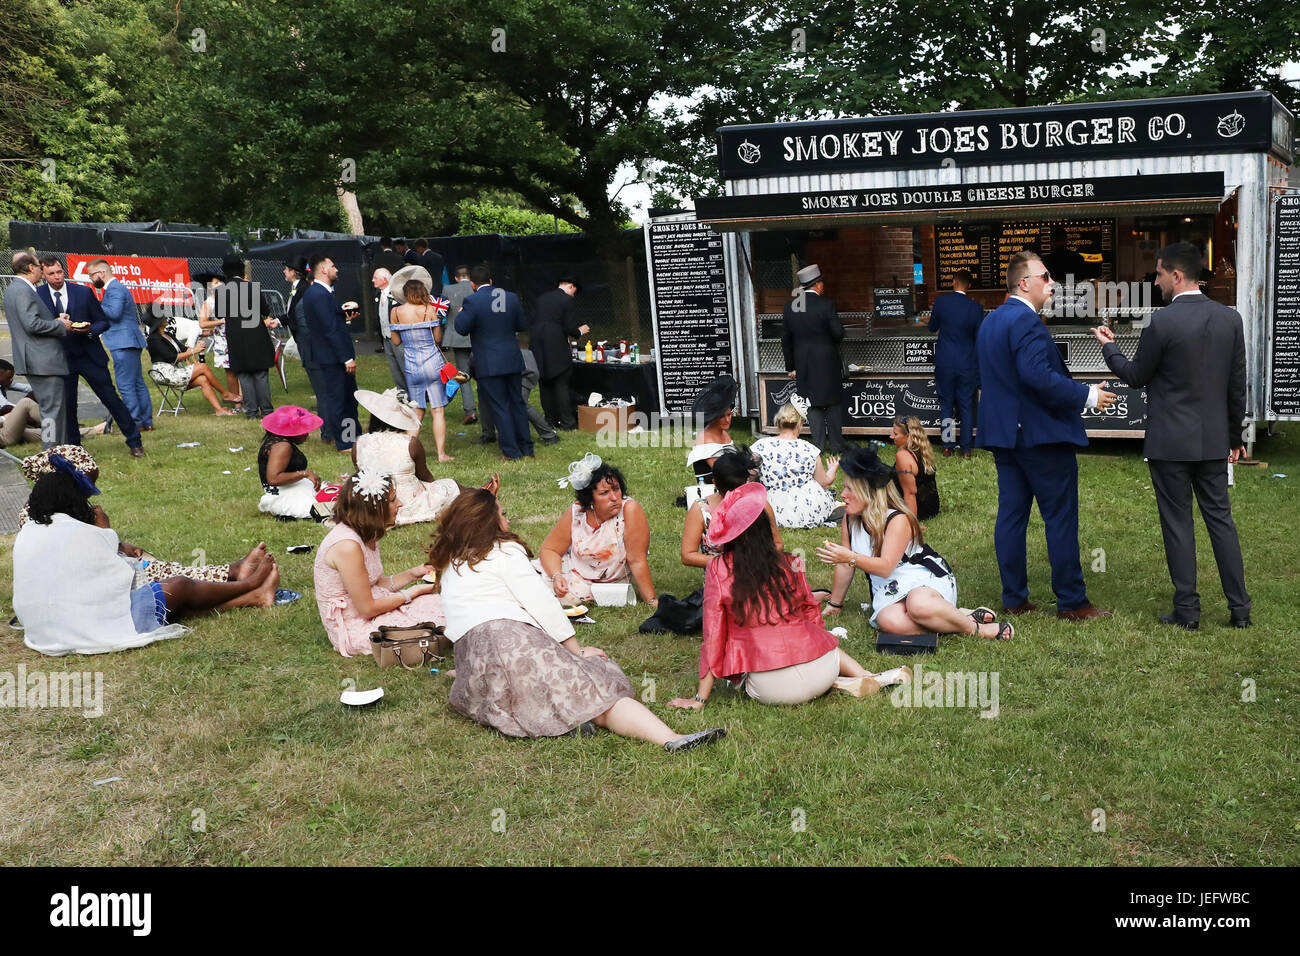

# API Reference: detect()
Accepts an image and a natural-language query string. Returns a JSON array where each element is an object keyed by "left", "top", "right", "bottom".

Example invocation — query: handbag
[{"left": 369, "top": 623, "right": 450, "bottom": 669}]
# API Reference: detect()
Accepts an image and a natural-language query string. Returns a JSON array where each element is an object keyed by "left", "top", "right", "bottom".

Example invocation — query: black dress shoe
[
  {"left": 541, "top": 435, "right": 560, "bottom": 445},
  {"left": 129, "top": 446, "right": 146, "bottom": 459},
  {"left": 1229, "top": 614, "right": 1252, "bottom": 628},
  {"left": 1159, "top": 612, "right": 1198, "bottom": 630},
  {"left": 477, "top": 435, "right": 497, "bottom": 445}
]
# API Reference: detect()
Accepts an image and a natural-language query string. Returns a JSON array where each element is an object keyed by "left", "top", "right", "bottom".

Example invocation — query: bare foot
[
  {"left": 438, "top": 454, "right": 455, "bottom": 462},
  {"left": 214, "top": 408, "right": 237, "bottom": 416},
  {"left": 234, "top": 543, "right": 268, "bottom": 580},
  {"left": 249, "top": 560, "right": 281, "bottom": 607},
  {"left": 241, "top": 547, "right": 271, "bottom": 584}
]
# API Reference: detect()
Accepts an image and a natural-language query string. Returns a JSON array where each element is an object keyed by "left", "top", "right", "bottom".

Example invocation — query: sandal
[
  {"left": 664, "top": 727, "right": 726, "bottom": 753},
  {"left": 811, "top": 589, "right": 832, "bottom": 602},
  {"left": 986, "top": 621, "right": 1014, "bottom": 641},
  {"left": 970, "top": 606, "right": 996, "bottom": 625}
]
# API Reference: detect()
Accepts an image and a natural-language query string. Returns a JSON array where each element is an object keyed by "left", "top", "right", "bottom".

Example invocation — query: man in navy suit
[
  {"left": 88, "top": 258, "right": 154, "bottom": 431},
  {"left": 454, "top": 265, "right": 533, "bottom": 460},
  {"left": 976, "top": 250, "right": 1116, "bottom": 620},
  {"left": 302, "top": 255, "right": 359, "bottom": 452},
  {"left": 928, "top": 268, "right": 984, "bottom": 457},
  {"left": 38, "top": 256, "right": 145, "bottom": 457}
]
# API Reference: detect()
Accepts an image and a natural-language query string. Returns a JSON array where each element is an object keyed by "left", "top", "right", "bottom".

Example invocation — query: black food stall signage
[
  {"left": 695, "top": 172, "right": 1223, "bottom": 224},
  {"left": 647, "top": 219, "right": 735, "bottom": 413},
  {"left": 1269, "top": 194, "right": 1300, "bottom": 417},
  {"left": 718, "top": 92, "right": 1292, "bottom": 179},
  {"left": 874, "top": 287, "right": 914, "bottom": 320},
  {"left": 762, "top": 375, "right": 1145, "bottom": 432},
  {"left": 937, "top": 219, "right": 1116, "bottom": 289},
  {"left": 903, "top": 341, "right": 935, "bottom": 366}
]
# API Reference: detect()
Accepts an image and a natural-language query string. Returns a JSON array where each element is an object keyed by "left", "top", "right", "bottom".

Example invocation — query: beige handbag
[{"left": 369, "top": 623, "right": 450, "bottom": 669}]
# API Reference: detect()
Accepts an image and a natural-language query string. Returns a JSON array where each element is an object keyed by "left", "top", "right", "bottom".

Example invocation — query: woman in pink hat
[
  {"left": 669, "top": 483, "right": 909, "bottom": 709},
  {"left": 258, "top": 406, "right": 324, "bottom": 520}
]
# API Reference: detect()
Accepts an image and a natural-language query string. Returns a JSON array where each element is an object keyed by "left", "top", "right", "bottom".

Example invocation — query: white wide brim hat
[
  {"left": 354, "top": 388, "right": 421, "bottom": 432},
  {"left": 388, "top": 265, "right": 434, "bottom": 304}
]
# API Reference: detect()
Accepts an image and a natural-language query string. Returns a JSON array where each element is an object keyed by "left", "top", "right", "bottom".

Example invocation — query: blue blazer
[
  {"left": 301, "top": 282, "right": 356, "bottom": 367},
  {"left": 975, "top": 297, "right": 1089, "bottom": 449},
  {"left": 38, "top": 282, "right": 110, "bottom": 369},
  {"left": 454, "top": 284, "right": 526, "bottom": 378},
  {"left": 98, "top": 280, "right": 146, "bottom": 351},
  {"left": 928, "top": 291, "right": 984, "bottom": 372}
]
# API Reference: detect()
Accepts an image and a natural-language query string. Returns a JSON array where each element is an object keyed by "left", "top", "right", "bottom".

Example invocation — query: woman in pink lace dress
[
  {"left": 538, "top": 455, "right": 657, "bottom": 607},
  {"left": 313, "top": 470, "right": 445, "bottom": 657}
]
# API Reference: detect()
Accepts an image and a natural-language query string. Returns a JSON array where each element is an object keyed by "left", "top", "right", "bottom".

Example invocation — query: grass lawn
[{"left": 1, "top": 347, "right": 1297, "bottom": 866}]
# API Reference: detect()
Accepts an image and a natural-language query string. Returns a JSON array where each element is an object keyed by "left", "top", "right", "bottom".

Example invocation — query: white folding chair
[{"left": 149, "top": 367, "right": 187, "bottom": 416}]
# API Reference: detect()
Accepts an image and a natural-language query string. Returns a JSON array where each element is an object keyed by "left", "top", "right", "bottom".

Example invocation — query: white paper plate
[
  {"left": 564, "top": 605, "right": 589, "bottom": 618},
  {"left": 423, "top": 572, "right": 436, "bottom": 583},
  {"left": 340, "top": 688, "right": 384, "bottom": 706}
]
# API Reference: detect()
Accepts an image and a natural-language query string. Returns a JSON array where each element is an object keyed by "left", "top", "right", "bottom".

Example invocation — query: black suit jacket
[
  {"left": 38, "top": 282, "right": 110, "bottom": 370},
  {"left": 781, "top": 291, "right": 843, "bottom": 407},
  {"left": 372, "top": 250, "right": 406, "bottom": 278},
  {"left": 530, "top": 288, "right": 581, "bottom": 379},
  {"left": 217, "top": 278, "right": 277, "bottom": 372},
  {"left": 1102, "top": 292, "right": 1246, "bottom": 461},
  {"left": 419, "top": 250, "right": 445, "bottom": 286}
]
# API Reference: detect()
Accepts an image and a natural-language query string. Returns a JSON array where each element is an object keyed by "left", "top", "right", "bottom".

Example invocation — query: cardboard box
[{"left": 577, "top": 404, "right": 638, "bottom": 433}]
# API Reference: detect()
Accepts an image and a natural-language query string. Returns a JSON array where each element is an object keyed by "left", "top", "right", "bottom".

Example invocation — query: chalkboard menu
[
  {"left": 873, "top": 286, "right": 914, "bottom": 321},
  {"left": 1270, "top": 194, "right": 1300, "bottom": 418},
  {"left": 936, "top": 219, "right": 1115, "bottom": 290},
  {"left": 646, "top": 218, "right": 735, "bottom": 413}
]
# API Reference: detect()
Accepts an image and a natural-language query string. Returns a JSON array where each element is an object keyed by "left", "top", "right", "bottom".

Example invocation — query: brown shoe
[
  {"left": 1003, "top": 601, "right": 1038, "bottom": 615},
  {"left": 129, "top": 446, "right": 146, "bottom": 459},
  {"left": 1057, "top": 604, "right": 1112, "bottom": 621}
]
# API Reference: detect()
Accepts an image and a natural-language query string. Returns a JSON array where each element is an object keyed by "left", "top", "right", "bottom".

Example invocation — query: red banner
[{"left": 66, "top": 254, "right": 194, "bottom": 306}]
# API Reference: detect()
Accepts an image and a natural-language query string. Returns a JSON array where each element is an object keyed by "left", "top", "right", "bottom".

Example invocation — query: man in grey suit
[
  {"left": 1093, "top": 241, "right": 1251, "bottom": 629},
  {"left": 5, "top": 252, "right": 72, "bottom": 448},
  {"left": 440, "top": 265, "right": 478, "bottom": 425}
]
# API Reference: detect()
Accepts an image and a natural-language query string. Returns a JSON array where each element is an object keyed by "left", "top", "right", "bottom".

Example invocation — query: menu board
[
  {"left": 646, "top": 218, "right": 735, "bottom": 413},
  {"left": 936, "top": 219, "right": 1115, "bottom": 289},
  {"left": 873, "top": 286, "right": 914, "bottom": 320},
  {"left": 1269, "top": 194, "right": 1300, "bottom": 417}
]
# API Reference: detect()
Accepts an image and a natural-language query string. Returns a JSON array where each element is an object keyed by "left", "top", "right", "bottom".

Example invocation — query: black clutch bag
[{"left": 875, "top": 632, "right": 938, "bottom": 655}]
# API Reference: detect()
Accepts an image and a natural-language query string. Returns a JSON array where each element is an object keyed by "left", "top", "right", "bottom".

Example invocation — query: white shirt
[
  {"left": 47, "top": 282, "right": 66, "bottom": 312},
  {"left": 438, "top": 541, "right": 575, "bottom": 643},
  {"left": 1009, "top": 294, "right": 1098, "bottom": 410},
  {"left": 1172, "top": 290, "right": 1200, "bottom": 300},
  {"left": 378, "top": 287, "right": 392, "bottom": 336}
]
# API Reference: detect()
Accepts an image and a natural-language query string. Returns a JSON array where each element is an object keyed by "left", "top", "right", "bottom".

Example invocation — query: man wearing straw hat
[{"left": 782, "top": 264, "right": 847, "bottom": 453}]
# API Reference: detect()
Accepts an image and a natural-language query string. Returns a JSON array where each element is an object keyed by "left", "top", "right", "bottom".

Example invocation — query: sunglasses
[{"left": 1023, "top": 270, "right": 1052, "bottom": 283}]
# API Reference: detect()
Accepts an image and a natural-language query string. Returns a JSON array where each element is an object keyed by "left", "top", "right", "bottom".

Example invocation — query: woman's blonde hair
[
  {"left": 773, "top": 402, "right": 805, "bottom": 430},
  {"left": 844, "top": 475, "right": 922, "bottom": 556},
  {"left": 894, "top": 415, "right": 935, "bottom": 474}
]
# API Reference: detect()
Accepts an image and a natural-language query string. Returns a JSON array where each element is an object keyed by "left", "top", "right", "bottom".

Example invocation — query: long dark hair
[
  {"left": 428, "top": 489, "right": 533, "bottom": 576},
  {"left": 722, "top": 510, "right": 797, "bottom": 626},
  {"left": 711, "top": 445, "right": 759, "bottom": 494},
  {"left": 26, "top": 472, "right": 97, "bottom": 526}
]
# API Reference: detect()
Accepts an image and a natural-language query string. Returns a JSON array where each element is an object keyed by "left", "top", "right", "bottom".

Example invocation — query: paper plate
[
  {"left": 340, "top": 688, "right": 384, "bottom": 706},
  {"left": 564, "top": 605, "right": 589, "bottom": 618},
  {"left": 423, "top": 572, "right": 436, "bottom": 584}
]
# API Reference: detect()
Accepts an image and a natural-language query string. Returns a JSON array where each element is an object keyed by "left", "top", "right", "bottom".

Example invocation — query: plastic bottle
[
  {"left": 631, "top": 343, "right": 640, "bottom": 363},
  {"left": 584, "top": 341, "right": 594, "bottom": 363},
  {"left": 596, "top": 341, "right": 606, "bottom": 362}
]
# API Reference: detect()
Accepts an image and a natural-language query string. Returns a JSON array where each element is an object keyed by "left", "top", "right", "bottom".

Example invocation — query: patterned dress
[
  {"left": 553, "top": 499, "right": 634, "bottom": 602},
  {"left": 752, "top": 436, "right": 837, "bottom": 528}
]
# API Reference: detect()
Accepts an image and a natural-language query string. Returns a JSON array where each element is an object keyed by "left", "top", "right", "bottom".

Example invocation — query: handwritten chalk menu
[
  {"left": 873, "top": 286, "right": 915, "bottom": 321},
  {"left": 936, "top": 219, "right": 1115, "bottom": 289},
  {"left": 647, "top": 218, "right": 735, "bottom": 413},
  {"left": 1269, "top": 194, "right": 1300, "bottom": 417}
]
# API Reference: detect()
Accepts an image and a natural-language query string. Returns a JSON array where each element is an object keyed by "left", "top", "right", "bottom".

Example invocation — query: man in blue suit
[
  {"left": 454, "top": 265, "right": 533, "bottom": 460},
  {"left": 38, "top": 256, "right": 145, "bottom": 457},
  {"left": 976, "top": 250, "right": 1116, "bottom": 621},
  {"left": 87, "top": 258, "right": 154, "bottom": 431},
  {"left": 302, "top": 255, "right": 359, "bottom": 451},
  {"left": 928, "top": 268, "right": 984, "bottom": 457}
]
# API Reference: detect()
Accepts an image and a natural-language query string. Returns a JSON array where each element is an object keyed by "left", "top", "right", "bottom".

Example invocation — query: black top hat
[
  {"left": 191, "top": 270, "right": 224, "bottom": 285},
  {"left": 691, "top": 375, "right": 738, "bottom": 423},
  {"left": 283, "top": 255, "right": 310, "bottom": 274},
  {"left": 839, "top": 445, "right": 896, "bottom": 489},
  {"left": 221, "top": 255, "right": 245, "bottom": 278}
]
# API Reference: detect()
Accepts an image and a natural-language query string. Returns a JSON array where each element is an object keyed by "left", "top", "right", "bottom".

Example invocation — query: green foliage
[{"left": 454, "top": 198, "right": 580, "bottom": 236}]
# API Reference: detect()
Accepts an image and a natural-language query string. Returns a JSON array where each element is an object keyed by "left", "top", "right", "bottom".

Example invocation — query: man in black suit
[
  {"left": 414, "top": 239, "right": 445, "bottom": 287},
  {"left": 394, "top": 239, "right": 420, "bottom": 266},
  {"left": 371, "top": 237, "right": 405, "bottom": 278},
  {"left": 781, "top": 264, "right": 847, "bottom": 452},
  {"left": 217, "top": 256, "right": 280, "bottom": 419},
  {"left": 37, "top": 255, "right": 145, "bottom": 456},
  {"left": 1093, "top": 241, "right": 1251, "bottom": 629},
  {"left": 530, "top": 277, "right": 589, "bottom": 429}
]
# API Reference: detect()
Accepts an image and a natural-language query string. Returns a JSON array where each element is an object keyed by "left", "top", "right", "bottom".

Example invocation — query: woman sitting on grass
[
  {"left": 313, "top": 470, "right": 444, "bottom": 658},
  {"left": 14, "top": 461, "right": 281, "bottom": 656},
  {"left": 681, "top": 446, "right": 781, "bottom": 569},
  {"left": 890, "top": 415, "right": 940, "bottom": 520},
  {"left": 669, "top": 483, "right": 908, "bottom": 709},
  {"left": 430, "top": 488, "right": 725, "bottom": 752},
  {"left": 258, "top": 406, "right": 324, "bottom": 520},
  {"left": 539, "top": 454, "right": 657, "bottom": 607},
  {"left": 751, "top": 399, "right": 842, "bottom": 528},
  {"left": 817, "top": 446, "right": 1009, "bottom": 640}
]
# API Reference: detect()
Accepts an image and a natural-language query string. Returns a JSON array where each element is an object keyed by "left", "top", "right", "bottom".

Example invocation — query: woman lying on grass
[
  {"left": 817, "top": 446, "right": 1011, "bottom": 640},
  {"left": 14, "top": 461, "right": 280, "bottom": 656},
  {"left": 430, "top": 488, "right": 725, "bottom": 752},
  {"left": 669, "top": 483, "right": 908, "bottom": 709}
]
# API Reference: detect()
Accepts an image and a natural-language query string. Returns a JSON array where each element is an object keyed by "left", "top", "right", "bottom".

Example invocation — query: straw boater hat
[
  {"left": 388, "top": 264, "right": 434, "bottom": 304},
  {"left": 706, "top": 483, "right": 768, "bottom": 545},
  {"left": 791, "top": 263, "right": 822, "bottom": 297},
  {"left": 354, "top": 388, "right": 421, "bottom": 433}
]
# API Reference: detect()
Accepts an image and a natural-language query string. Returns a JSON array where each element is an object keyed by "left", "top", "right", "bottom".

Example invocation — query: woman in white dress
[
  {"left": 752, "top": 400, "right": 840, "bottom": 528},
  {"left": 258, "top": 406, "right": 323, "bottom": 519},
  {"left": 351, "top": 389, "right": 493, "bottom": 525},
  {"left": 817, "top": 446, "right": 1011, "bottom": 639}
]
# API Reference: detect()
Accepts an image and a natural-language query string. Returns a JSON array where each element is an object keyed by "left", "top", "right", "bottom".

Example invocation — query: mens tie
[{"left": 54, "top": 290, "right": 63, "bottom": 313}]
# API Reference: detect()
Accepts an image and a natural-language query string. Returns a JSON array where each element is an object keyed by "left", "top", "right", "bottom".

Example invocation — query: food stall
[{"left": 669, "top": 91, "right": 1296, "bottom": 439}]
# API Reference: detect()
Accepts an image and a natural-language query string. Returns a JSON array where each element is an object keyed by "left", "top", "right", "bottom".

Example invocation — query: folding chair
[{"left": 149, "top": 367, "right": 187, "bottom": 416}]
